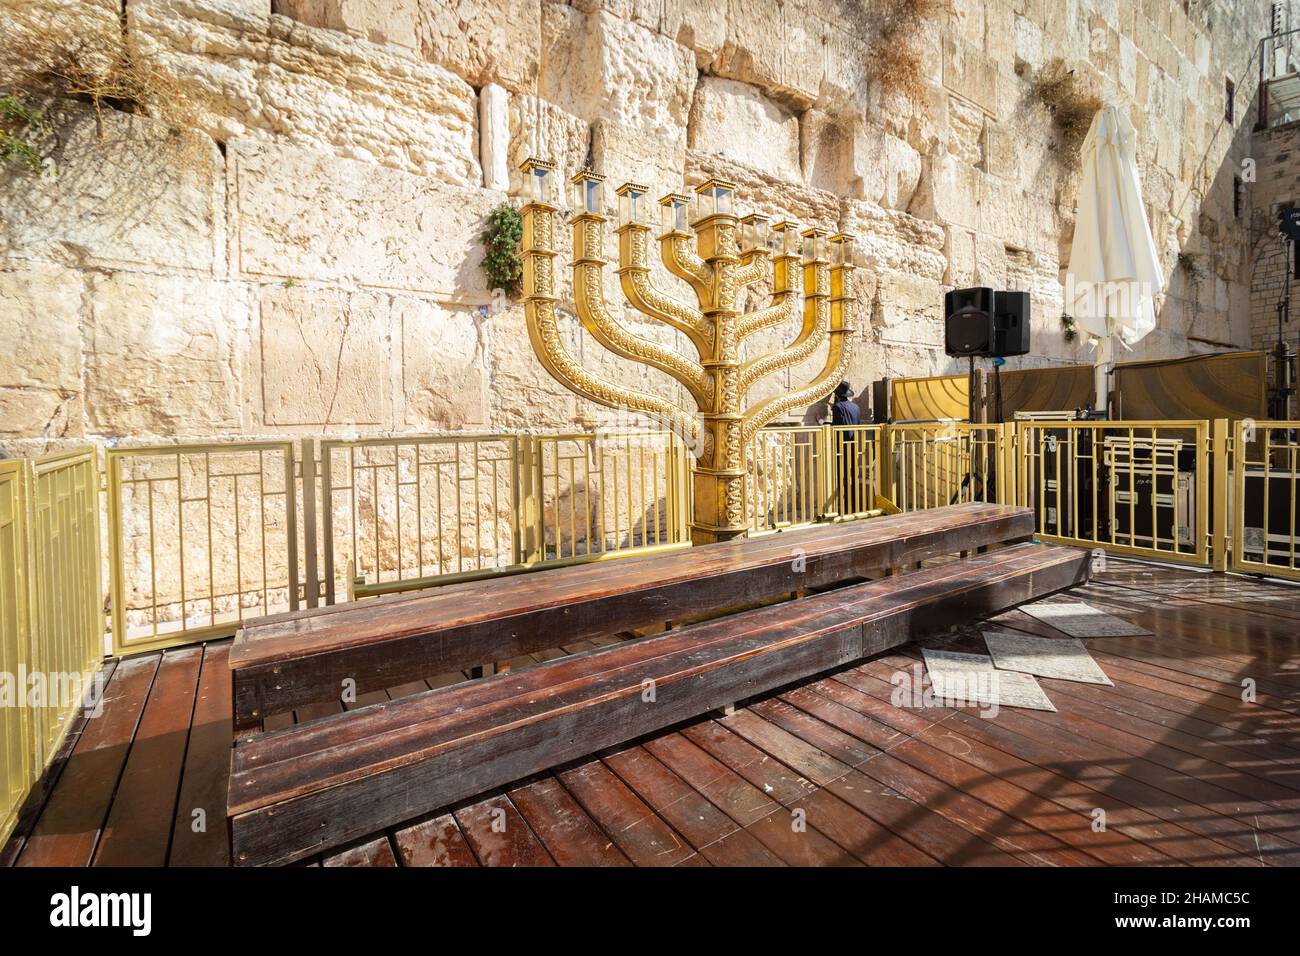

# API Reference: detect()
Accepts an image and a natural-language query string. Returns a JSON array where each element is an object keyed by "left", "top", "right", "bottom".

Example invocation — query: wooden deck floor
[{"left": 5, "top": 558, "right": 1300, "bottom": 867}]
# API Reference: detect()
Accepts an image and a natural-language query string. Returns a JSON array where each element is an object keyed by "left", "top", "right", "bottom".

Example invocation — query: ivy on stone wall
[
  {"left": 0, "top": 94, "right": 49, "bottom": 175},
  {"left": 481, "top": 202, "right": 524, "bottom": 298}
]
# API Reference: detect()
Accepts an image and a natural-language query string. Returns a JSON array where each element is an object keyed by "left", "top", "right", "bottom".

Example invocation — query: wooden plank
[
  {"left": 233, "top": 543, "right": 1079, "bottom": 771},
  {"left": 658, "top": 727, "right": 862, "bottom": 866},
  {"left": 94, "top": 647, "right": 203, "bottom": 866},
  {"left": 507, "top": 775, "right": 631, "bottom": 866},
  {"left": 392, "top": 812, "right": 479, "bottom": 867},
  {"left": 0, "top": 659, "right": 118, "bottom": 867},
  {"left": 851, "top": 653, "right": 1300, "bottom": 865},
  {"left": 731, "top": 738, "right": 940, "bottom": 864},
  {"left": 16, "top": 654, "right": 160, "bottom": 867},
  {"left": 600, "top": 746, "right": 786, "bottom": 867},
  {"left": 816, "top": 675, "right": 1262, "bottom": 867},
  {"left": 229, "top": 544, "right": 1088, "bottom": 865},
  {"left": 230, "top": 503, "right": 1035, "bottom": 727},
  {"left": 321, "top": 835, "right": 397, "bottom": 867},
  {"left": 453, "top": 795, "right": 555, "bottom": 867},
  {"left": 554, "top": 761, "right": 692, "bottom": 866},
  {"left": 169, "top": 642, "right": 234, "bottom": 866}
]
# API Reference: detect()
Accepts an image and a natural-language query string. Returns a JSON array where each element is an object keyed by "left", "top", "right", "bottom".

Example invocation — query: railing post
[
  {"left": 518, "top": 436, "right": 543, "bottom": 564},
  {"left": 820, "top": 424, "right": 837, "bottom": 521},
  {"left": 678, "top": 435, "right": 693, "bottom": 542},
  {"left": 877, "top": 423, "right": 894, "bottom": 507},
  {"left": 302, "top": 438, "right": 320, "bottom": 608},
  {"left": 1212, "top": 418, "right": 1229, "bottom": 572}
]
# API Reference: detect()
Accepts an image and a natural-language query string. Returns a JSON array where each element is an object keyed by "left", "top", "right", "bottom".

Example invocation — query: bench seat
[
  {"left": 229, "top": 541, "right": 1088, "bottom": 866},
  {"left": 230, "top": 502, "right": 1033, "bottom": 729}
]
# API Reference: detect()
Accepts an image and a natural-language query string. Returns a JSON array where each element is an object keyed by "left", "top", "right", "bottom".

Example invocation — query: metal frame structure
[{"left": 0, "top": 448, "right": 103, "bottom": 846}]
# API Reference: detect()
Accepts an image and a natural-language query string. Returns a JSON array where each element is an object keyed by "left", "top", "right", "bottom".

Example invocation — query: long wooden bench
[
  {"left": 230, "top": 502, "right": 1033, "bottom": 729},
  {"left": 229, "top": 540, "right": 1088, "bottom": 866}
]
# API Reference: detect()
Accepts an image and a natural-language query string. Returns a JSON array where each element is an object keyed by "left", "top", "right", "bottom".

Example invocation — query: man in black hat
[
  {"left": 830, "top": 381, "right": 862, "bottom": 515},
  {"left": 831, "top": 381, "right": 860, "bottom": 426}
]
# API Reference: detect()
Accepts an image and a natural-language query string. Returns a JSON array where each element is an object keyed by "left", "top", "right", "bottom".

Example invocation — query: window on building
[
  {"left": 1234, "top": 175, "right": 1244, "bottom": 219},
  {"left": 1226, "top": 78, "right": 1235, "bottom": 124}
]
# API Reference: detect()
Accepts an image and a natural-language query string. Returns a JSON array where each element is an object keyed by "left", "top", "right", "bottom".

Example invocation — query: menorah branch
[
  {"left": 616, "top": 223, "right": 713, "bottom": 355},
  {"left": 573, "top": 216, "right": 713, "bottom": 406}
]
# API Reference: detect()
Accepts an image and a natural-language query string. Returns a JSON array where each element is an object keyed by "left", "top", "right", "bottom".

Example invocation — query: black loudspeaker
[
  {"left": 993, "top": 290, "right": 1030, "bottom": 357},
  {"left": 944, "top": 288, "right": 1031, "bottom": 357},
  {"left": 944, "top": 287, "right": 995, "bottom": 356}
]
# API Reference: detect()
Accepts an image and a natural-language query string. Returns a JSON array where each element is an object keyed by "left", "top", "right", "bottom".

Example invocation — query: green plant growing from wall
[
  {"left": 1061, "top": 313, "right": 1078, "bottom": 343},
  {"left": 481, "top": 202, "right": 524, "bottom": 298},
  {"left": 1176, "top": 251, "right": 1204, "bottom": 313},
  {"left": 1033, "top": 59, "right": 1103, "bottom": 161},
  {"left": 4, "top": 2, "right": 211, "bottom": 170},
  {"left": 0, "top": 94, "right": 50, "bottom": 174}
]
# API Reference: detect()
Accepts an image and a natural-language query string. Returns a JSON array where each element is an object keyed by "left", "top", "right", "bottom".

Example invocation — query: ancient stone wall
[{"left": 0, "top": 0, "right": 1277, "bottom": 455}]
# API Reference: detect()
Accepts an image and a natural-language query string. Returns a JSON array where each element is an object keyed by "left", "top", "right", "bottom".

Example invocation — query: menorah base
[{"left": 689, "top": 525, "right": 749, "bottom": 546}]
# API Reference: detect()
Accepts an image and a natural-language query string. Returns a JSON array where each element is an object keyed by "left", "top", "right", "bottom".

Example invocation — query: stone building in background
[{"left": 0, "top": 0, "right": 1295, "bottom": 451}]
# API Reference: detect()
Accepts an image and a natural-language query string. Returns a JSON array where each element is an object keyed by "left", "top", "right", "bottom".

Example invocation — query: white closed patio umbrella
[{"left": 1066, "top": 105, "right": 1164, "bottom": 416}]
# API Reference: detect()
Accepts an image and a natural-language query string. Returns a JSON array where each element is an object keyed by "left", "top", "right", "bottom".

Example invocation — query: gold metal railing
[
  {"left": 1016, "top": 420, "right": 1210, "bottom": 566},
  {"left": 0, "top": 458, "right": 28, "bottom": 844},
  {"left": 1231, "top": 420, "right": 1300, "bottom": 581},
  {"left": 106, "top": 442, "right": 298, "bottom": 655},
  {"left": 884, "top": 422, "right": 1008, "bottom": 512},
  {"left": 530, "top": 431, "right": 690, "bottom": 563},
  {"left": 320, "top": 434, "right": 522, "bottom": 601},
  {"left": 0, "top": 449, "right": 103, "bottom": 846},
  {"left": 9, "top": 417, "right": 1297, "bottom": 672},
  {"left": 747, "top": 426, "right": 825, "bottom": 533}
]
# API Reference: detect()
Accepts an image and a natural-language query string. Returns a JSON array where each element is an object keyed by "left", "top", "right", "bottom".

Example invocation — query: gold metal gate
[
  {"left": 0, "top": 448, "right": 103, "bottom": 845},
  {"left": 1231, "top": 420, "right": 1300, "bottom": 581}
]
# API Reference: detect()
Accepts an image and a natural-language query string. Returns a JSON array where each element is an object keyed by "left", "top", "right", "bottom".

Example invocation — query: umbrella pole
[{"left": 1094, "top": 335, "right": 1113, "bottom": 418}]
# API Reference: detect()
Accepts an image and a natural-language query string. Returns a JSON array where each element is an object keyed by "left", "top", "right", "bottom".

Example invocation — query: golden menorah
[{"left": 518, "top": 157, "right": 857, "bottom": 544}]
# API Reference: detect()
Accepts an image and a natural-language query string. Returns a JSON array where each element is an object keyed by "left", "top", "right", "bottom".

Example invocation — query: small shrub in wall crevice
[
  {"left": 1033, "top": 59, "right": 1103, "bottom": 161},
  {"left": 481, "top": 203, "right": 524, "bottom": 299}
]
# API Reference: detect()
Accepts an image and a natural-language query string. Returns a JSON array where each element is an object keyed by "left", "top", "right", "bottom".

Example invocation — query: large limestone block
[
  {"left": 713, "top": 0, "right": 782, "bottom": 93},
  {"left": 540, "top": 7, "right": 696, "bottom": 146},
  {"left": 685, "top": 149, "right": 839, "bottom": 230},
  {"left": 85, "top": 273, "right": 247, "bottom": 436},
  {"left": 0, "top": 264, "right": 84, "bottom": 391},
  {"left": 254, "top": 285, "right": 392, "bottom": 428},
  {"left": 486, "top": 306, "right": 580, "bottom": 430},
  {"left": 0, "top": 100, "right": 224, "bottom": 275},
  {"left": 507, "top": 93, "right": 591, "bottom": 194},
  {"left": 230, "top": 141, "right": 501, "bottom": 297},
  {"left": 662, "top": 0, "right": 728, "bottom": 67},
  {"left": 0, "top": 264, "right": 85, "bottom": 439},
  {"left": 777, "top": 8, "right": 829, "bottom": 109},
  {"left": 688, "top": 78, "right": 801, "bottom": 182},
  {"left": 399, "top": 300, "right": 489, "bottom": 429},
  {"left": 275, "top": 0, "right": 418, "bottom": 49},
  {"left": 129, "top": 0, "right": 480, "bottom": 183},
  {"left": 841, "top": 200, "right": 946, "bottom": 283},
  {"left": 801, "top": 111, "right": 855, "bottom": 197},
  {"left": 480, "top": 83, "right": 510, "bottom": 191},
  {"left": 942, "top": 36, "right": 999, "bottom": 115},
  {"left": 591, "top": 119, "right": 686, "bottom": 197},
  {"left": 0, "top": 388, "right": 83, "bottom": 440},
  {"left": 853, "top": 124, "right": 922, "bottom": 211},
  {"left": 415, "top": 0, "right": 540, "bottom": 92},
  {"left": 911, "top": 152, "right": 980, "bottom": 229}
]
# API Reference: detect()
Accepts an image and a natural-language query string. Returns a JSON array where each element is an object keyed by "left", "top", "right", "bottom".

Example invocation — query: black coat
[{"left": 831, "top": 399, "right": 861, "bottom": 426}]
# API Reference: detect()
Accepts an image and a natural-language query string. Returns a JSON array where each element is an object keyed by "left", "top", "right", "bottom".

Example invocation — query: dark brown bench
[
  {"left": 230, "top": 502, "right": 1033, "bottom": 729},
  {"left": 229, "top": 541, "right": 1088, "bottom": 866}
]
